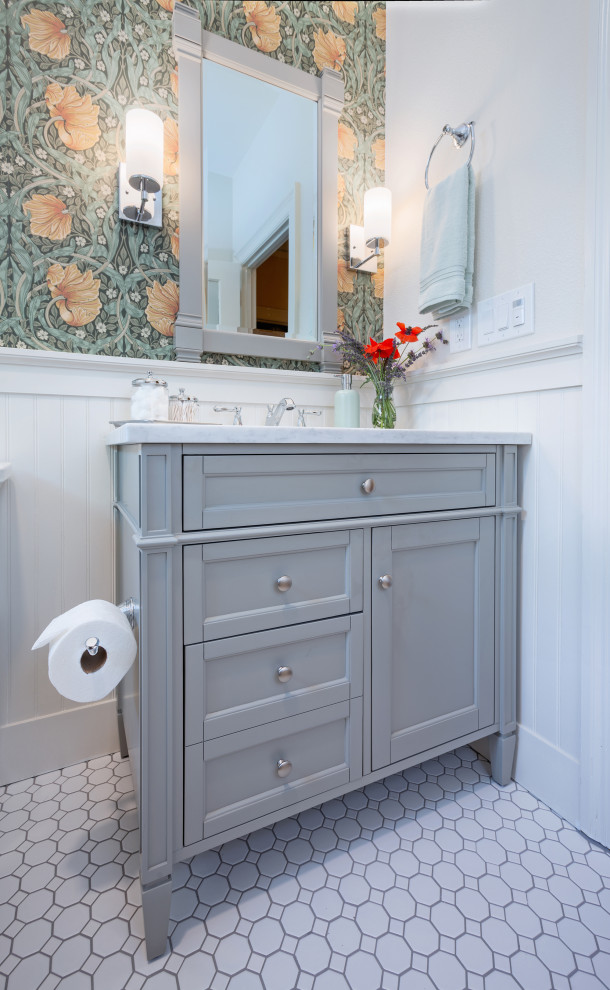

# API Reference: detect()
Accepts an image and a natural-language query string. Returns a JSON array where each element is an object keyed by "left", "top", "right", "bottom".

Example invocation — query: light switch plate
[{"left": 478, "top": 282, "right": 535, "bottom": 346}]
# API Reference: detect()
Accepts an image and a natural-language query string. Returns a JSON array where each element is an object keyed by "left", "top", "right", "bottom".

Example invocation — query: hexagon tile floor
[{"left": 1, "top": 748, "right": 610, "bottom": 990}]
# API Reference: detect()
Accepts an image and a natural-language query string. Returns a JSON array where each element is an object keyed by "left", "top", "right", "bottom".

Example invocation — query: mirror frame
[{"left": 172, "top": 2, "right": 345, "bottom": 368}]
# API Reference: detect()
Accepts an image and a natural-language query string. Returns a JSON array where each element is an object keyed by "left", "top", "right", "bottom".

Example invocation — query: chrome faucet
[{"left": 265, "top": 397, "right": 295, "bottom": 426}]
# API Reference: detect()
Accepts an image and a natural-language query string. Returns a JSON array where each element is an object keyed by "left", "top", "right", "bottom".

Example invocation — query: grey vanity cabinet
[
  {"left": 111, "top": 436, "right": 524, "bottom": 961},
  {"left": 371, "top": 517, "right": 496, "bottom": 770}
]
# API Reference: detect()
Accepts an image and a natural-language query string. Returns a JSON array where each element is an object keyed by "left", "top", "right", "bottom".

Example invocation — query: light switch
[
  {"left": 494, "top": 302, "right": 509, "bottom": 331},
  {"left": 512, "top": 297, "right": 525, "bottom": 326}
]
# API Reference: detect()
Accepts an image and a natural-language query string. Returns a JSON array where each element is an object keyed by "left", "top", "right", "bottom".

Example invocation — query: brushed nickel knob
[
  {"left": 378, "top": 574, "right": 393, "bottom": 590},
  {"left": 276, "top": 665, "right": 293, "bottom": 683},
  {"left": 277, "top": 575, "right": 292, "bottom": 592},
  {"left": 276, "top": 759, "right": 292, "bottom": 778},
  {"left": 361, "top": 478, "right": 375, "bottom": 494}
]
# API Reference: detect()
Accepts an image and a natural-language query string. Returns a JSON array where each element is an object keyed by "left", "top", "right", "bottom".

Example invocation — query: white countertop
[
  {"left": 0, "top": 463, "right": 10, "bottom": 484},
  {"left": 106, "top": 423, "right": 532, "bottom": 446}
]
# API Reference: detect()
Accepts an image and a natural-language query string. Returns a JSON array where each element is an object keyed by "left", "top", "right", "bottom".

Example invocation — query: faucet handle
[
  {"left": 214, "top": 405, "right": 243, "bottom": 426},
  {"left": 297, "top": 409, "right": 323, "bottom": 427}
]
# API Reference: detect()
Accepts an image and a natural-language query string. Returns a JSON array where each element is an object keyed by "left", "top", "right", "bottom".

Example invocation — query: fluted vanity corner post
[
  {"left": 318, "top": 68, "right": 344, "bottom": 374},
  {"left": 488, "top": 445, "right": 519, "bottom": 785},
  {"left": 173, "top": 2, "right": 204, "bottom": 362},
  {"left": 114, "top": 444, "right": 183, "bottom": 960}
]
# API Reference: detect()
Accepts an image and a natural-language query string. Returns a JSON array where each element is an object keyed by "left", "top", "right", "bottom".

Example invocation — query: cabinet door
[{"left": 371, "top": 517, "right": 495, "bottom": 770}]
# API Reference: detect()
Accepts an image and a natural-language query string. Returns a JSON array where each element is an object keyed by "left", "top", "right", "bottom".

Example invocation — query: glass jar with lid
[
  {"left": 169, "top": 388, "right": 200, "bottom": 423},
  {"left": 131, "top": 371, "right": 169, "bottom": 421},
  {"left": 169, "top": 388, "right": 188, "bottom": 422}
]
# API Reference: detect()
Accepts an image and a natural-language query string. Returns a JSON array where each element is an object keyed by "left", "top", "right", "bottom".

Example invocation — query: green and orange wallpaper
[{"left": 0, "top": 0, "right": 386, "bottom": 366}]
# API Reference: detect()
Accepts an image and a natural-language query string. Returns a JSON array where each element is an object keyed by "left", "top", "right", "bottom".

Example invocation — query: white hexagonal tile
[
  {"left": 249, "top": 917, "right": 284, "bottom": 954},
  {"left": 338, "top": 875, "right": 370, "bottom": 906},
  {"left": 344, "top": 950, "right": 383, "bottom": 990},
  {"left": 295, "top": 933, "right": 331, "bottom": 975},
  {"left": 281, "top": 902, "right": 315, "bottom": 938},
  {"left": 404, "top": 917, "right": 439, "bottom": 956},
  {"left": 12, "top": 918, "right": 52, "bottom": 957},
  {"left": 383, "top": 887, "right": 416, "bottom": 923},
  {"left": 376, "top": 932, "right": 412, "bottom": 974},
  {"left": 260, "top": 950, "right": 299, "bottom": 990},
  {"left": 428, "top": 949, "right": 466, "bottom": 990},
  {"left": 511, "top": 950, "right": 553, "bottom": 987},
  {"left": 51, "top": 935, "right": 91, "bottom": 977},
  {"left": 52, "top": 903, "right": 91, "bottom": 940},
  {"left": 214, "top": 932, "right": 250, "bottom": 975},
  {"left": 6, "top": 953, "right": 51, "bottom": 990},
  {"left": 430, "top": 902, "right": 466, "bottom": 939},
  {"left": 358, "top": 901, "right": 390, "bottom": 938}
]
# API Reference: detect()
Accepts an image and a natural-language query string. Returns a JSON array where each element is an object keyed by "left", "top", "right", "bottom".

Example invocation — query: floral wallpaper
[{"left": 0, "top": 0, "right": 386, "bottom": 367}]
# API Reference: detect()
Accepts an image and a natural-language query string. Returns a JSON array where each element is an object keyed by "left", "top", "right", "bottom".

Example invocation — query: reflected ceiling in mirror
[{"left": 203, "top": 60, "right": 317, "bottom": 343}]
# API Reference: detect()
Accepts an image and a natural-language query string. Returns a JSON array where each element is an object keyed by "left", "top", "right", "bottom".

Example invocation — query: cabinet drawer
[
  {"left": 185, "top": 614, "right": 364, "bottom": 742},
  {"left": 183, "top": 530, "right": 363, "bottom": 643},
  {"left": 183, "top": 452, "right": 496, "bottom": 530},
  {"left": 184, "top": 700, "right": 363, "bottom": 842}
]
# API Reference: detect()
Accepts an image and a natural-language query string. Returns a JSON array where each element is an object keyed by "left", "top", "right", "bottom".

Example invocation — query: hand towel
[{"left": 419, "top": 163, "right": 475, "bottom": 320}]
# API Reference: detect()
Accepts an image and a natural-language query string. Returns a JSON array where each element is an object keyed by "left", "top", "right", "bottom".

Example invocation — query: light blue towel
[{"left": 419, "top": 163, "right": 475, "bottom": 320}]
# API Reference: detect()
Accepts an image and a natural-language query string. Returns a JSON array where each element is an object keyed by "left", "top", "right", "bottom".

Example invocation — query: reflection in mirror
[{"left": 203, "top": 60, "right": 317, "bottom": 342}]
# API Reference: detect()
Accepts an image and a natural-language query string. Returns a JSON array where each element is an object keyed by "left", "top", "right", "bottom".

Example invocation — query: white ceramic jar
[{"left": 131, "top": 372, "right": 169, "bottom": 421}]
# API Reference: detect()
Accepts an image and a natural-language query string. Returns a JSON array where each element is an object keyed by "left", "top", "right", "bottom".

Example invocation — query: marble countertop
[
  {"left": 0, "top": 463, "right": 10, "bottom": 484},
  {"left": 106, "top": 423, "right": 532, "bottom": 446}
]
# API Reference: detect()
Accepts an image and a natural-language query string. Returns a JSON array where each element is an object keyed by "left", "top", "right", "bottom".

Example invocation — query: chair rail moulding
[{"left": 172, "top": 1, "right": 344, "bottom": 366}]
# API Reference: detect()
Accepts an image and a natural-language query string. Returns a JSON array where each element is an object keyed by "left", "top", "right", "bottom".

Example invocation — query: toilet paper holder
[{"left": 85, "top": 599, "right": 137, "bottom": 656}]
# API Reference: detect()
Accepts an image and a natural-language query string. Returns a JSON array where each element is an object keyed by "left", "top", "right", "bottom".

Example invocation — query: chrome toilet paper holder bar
[
  {"left": 119, "top": 598, "right": 137, "bottom": 629},
  {"left": 84, "top": 599, "right": 137, "bottom": 656}
]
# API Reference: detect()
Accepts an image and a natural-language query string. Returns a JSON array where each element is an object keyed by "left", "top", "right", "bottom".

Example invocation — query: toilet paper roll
[{"left": 32, "top": 600, "right": 137, "bottom": 703}]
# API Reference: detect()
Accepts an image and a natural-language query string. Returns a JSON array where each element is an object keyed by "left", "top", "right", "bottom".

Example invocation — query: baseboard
[
  {"left": 473, "top": 726, "right": 580, "bottom": 827},
  {"left": 0, "top": 700, "right": 119, "bottom": 786}
]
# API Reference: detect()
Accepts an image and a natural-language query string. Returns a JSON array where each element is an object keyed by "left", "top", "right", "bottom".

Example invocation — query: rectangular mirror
[
  {"left": 173, "top": 4, "right": 344, "bottom": 366},
  {"left": 203, "top": 60, "right": 317, "bottom": 344}
]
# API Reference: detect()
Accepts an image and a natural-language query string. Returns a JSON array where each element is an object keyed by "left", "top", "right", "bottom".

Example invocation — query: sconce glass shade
[
  {"left": 364, "top": 187, "right": 392, "bottom": 248},
  {"left": 125, "top": 108, "right": 164, "bottom": 193}
]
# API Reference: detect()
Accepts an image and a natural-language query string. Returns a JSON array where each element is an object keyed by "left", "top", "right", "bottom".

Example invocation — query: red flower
[
  {"left": 364, "top": 337, "right": 398, "bottom": 364},
  {"left": 364, "top": 338, "right": 381, "bottom": 363},
  {"left": 396, "top": 322, "right": 423, "bottom": 343},
  {"left": 379, "top": 337, "right": 399, "bottom": 360}
]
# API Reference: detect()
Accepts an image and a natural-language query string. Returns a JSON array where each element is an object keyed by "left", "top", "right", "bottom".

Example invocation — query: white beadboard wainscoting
[
  {"left": 0, "top": 348, "right": 356, "bottom": 786},
  {"left": 402, "top": 338, "right": 583, "bottom": 829},
  {"left": 0, "top": 342, "right": 584, "bottom": 835}
]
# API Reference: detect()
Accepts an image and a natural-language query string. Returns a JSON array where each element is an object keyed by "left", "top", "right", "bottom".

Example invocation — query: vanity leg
[
  {"left": 488, "top": 730, "right": 516, "bottom": 787},
  {"left": 142, "top": 876, "right": 172, "bottom": 960},
  {"left": 117, "top": 704, "right": 128, "bottom": 760}
]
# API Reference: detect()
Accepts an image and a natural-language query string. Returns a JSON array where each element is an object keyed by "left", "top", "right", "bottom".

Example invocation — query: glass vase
[{"left": 371, "top": 385, "right": 396, "bottom": 429}]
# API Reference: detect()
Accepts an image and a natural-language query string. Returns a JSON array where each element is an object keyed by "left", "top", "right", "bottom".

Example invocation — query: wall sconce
[
  {"left": 349, "top": 187, "right": 392, "bottom": 273},
  {"left": 118, "top": 109, "right": 164, "bottom": 228}
]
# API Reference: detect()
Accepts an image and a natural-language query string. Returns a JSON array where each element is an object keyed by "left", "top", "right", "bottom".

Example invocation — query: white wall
[
  {"left": 0, "top": 349, "right": 361, "bottom": 785},
  {"left": 386, "top": 0, "right": 588, "bottom": 826},
  {"left": 385, "top": 0, "right": 588, "bottom": 361}
]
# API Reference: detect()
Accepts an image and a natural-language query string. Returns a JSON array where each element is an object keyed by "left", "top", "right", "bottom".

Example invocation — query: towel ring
[{"left": 425, "top": 121, "right": 475, "bottom": 190}]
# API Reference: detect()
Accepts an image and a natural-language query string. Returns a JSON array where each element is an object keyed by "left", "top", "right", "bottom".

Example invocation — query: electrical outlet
[{"left": 449, "top": 313, "right": 472, "bottom": 353}]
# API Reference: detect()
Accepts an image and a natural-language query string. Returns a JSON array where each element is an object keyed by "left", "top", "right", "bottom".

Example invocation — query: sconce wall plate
[
  {"left": 349, "top": 224, "right": 377, "bottom": 273},
  {"left": 118, "top": 163, "right": 163, "bottom": 228}
]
